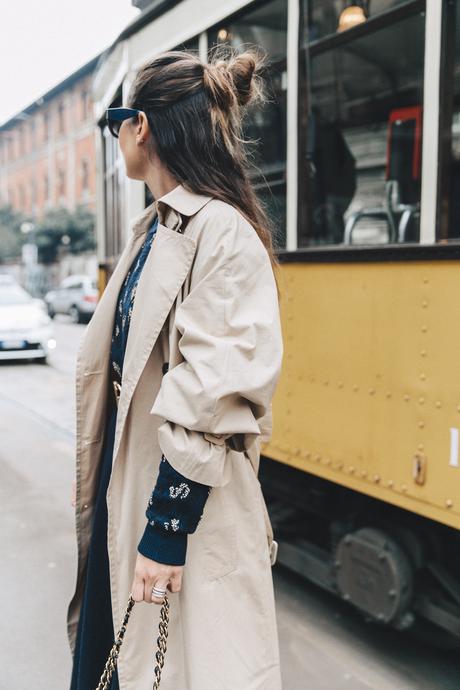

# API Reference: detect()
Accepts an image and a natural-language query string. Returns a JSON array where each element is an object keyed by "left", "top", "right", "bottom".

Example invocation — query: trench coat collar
[{"left": 131, "top": 183, "right": 212, "bottom": 236}]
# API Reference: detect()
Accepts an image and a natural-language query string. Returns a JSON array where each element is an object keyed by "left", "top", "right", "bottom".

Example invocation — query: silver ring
[{"left": 151, "top": 586, "right": 167, "bottom": 597}]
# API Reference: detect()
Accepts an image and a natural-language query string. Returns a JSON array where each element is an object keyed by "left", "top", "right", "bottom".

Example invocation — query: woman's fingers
[
  {"left": 131, "top": 572, "right": 145, "bottom": 602},
  {"left": 168, "top": 570, "right": 183, "bottom": 593}
]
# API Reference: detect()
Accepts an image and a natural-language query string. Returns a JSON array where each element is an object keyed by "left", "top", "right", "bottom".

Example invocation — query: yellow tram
[{"left": 92, "top": 0, "right": 460, "bottom": 646}]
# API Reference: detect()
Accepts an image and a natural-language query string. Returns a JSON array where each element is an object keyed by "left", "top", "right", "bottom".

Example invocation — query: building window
[
  {"left": 19, "top": 126, "right": 26, "bottom": 157},
  {"left": 29, "top": 119, "right": 36, "bottom": 150},
  {"left": 208, "top": 0, "right": 288, "bottom": 249},
  {"left": 58, "top": 101, "right": 65, "bottom": 134},
  {"left": 58, "top": 168, "right": 66, "bottom": 198},
  {"left": 81, "top": 158, "right": 89, "bottom": 191},
  {"left": 43, "top": 112, "right": 50, "bottom": 142},
  {"left": 44, "top": 174, "right": 49, "bottom": 201},
  {"left": 81, "top": 89, "right": 90, "bottom": 121},
  {"left": 299, "top": 0, "right": 425, "bottom": 246}
]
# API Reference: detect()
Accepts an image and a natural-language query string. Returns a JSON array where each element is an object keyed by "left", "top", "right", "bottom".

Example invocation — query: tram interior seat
[{"left": 344, "top": 106, "right": 422, "bottom": 245}]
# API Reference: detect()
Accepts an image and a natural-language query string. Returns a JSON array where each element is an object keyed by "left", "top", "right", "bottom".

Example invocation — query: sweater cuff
[{"left": 137, "top": 522, "right": 188, "bottom": 566}]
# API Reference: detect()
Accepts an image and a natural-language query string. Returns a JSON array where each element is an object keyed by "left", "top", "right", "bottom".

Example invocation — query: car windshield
[{"left": 0, "top": 285, "right": 32, "bottom": 305}]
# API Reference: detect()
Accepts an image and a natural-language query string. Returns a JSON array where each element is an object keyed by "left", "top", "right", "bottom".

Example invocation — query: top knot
[{"left": 203, "top": 49, "right": 264, "bottom": 111}]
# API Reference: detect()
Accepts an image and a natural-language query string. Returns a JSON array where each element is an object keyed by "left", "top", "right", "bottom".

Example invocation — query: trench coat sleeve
[{"left": 150, "top": 212, "right": 283, "bottom": 487}]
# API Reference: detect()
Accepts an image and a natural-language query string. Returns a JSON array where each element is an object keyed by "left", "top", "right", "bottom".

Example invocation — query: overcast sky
[{"left": 0, "top": 1, "right": 140, "bottom": 125}]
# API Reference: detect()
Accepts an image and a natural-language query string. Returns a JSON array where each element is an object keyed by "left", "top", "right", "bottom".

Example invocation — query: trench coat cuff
[
  {"left": 156, "top": 420, "right": 234, "bottom": 487},
  {"left": 138, "top": 522, "right": 187, "bottom": 566}
]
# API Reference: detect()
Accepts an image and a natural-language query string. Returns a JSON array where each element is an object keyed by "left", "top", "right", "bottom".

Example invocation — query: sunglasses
[{"left": 105, "top": 107, "right": 143, "bottom": 138}]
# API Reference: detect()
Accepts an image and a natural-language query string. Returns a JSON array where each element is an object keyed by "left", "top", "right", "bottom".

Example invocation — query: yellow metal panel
[{"left": 264, "top": 260, "right": 460, "bottom": 530}]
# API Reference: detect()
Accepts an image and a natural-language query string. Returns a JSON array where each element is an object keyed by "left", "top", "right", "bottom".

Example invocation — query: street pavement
[{"left": 0, "top": 317, "right": 459, "bottom": 689}]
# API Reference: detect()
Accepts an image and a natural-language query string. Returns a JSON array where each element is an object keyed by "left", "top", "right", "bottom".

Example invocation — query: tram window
[
  {"left": 103, "top": 93, "right": 125, "bottom": 262},
  {"left": 308, "top": 0, "right": 411, "bottom": 41},
  {"left": 298, "top": 1, "right": 425, "bottom": 247},
  {"left": 440, "top": 1, "right": 460, "bottom": 240},
  {"left": 208, "top": 0, "right": 288, "bottom": 250}
]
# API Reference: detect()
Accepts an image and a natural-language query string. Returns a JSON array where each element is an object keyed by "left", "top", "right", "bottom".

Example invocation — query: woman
[{"left": 67, "top": 48, "right": 284, "bottom": 690}]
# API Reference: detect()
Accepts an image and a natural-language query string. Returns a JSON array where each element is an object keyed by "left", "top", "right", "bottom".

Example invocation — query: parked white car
[
  {"left": 44, "top": 274, "right": 99, "bottom": 323},
  {"left": 0, "top": 282, "right": 55, "bottom": 363}
]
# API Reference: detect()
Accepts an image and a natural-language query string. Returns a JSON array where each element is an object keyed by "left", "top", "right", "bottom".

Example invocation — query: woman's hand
[{"left": 131, "top": 553, "right": 184, "bottom": 605}]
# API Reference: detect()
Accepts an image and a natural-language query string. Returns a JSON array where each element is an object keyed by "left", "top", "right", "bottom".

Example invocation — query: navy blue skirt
[{"left": 70, "top": 394, "right": 120, "bottom": 690}]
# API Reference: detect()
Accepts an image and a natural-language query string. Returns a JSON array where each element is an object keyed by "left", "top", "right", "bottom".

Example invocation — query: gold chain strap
[{"left": 96, "top": 594, "right": 170, "bottom": 690}]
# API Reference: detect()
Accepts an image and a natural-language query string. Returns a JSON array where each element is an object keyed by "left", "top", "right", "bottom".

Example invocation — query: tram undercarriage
[{"left": 261, "top": 457, "right": 460, "bottom": 650}]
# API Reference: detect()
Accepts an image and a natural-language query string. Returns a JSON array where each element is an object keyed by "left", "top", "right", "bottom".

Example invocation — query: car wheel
[
  {"left": 36, "top": 355, "right": 48, "bottom": 365},
  {"left": 69, "top": 305, "right": 82, "bottom": 323},
  {"left": 47, "top": 307, "right": 55, "bottom": 319}
]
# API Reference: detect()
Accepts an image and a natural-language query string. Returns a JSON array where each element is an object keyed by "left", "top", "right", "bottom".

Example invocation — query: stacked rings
[{"left": 151, "top": 585, "right": 167, "bottom": 598}]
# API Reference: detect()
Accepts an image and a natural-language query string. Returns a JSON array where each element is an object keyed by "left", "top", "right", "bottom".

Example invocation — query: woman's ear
[{"left": 136, "top": 112, "right": 150, "bottom": 145}]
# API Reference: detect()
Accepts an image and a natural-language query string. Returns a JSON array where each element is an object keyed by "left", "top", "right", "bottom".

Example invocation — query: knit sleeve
[{"left": 137, "top": 454, "right": 211, "bottom": 565}]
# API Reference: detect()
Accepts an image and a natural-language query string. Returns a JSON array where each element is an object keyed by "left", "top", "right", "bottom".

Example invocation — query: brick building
[{"left": 0, "top": 54, "right": 101, "bottom": 219}]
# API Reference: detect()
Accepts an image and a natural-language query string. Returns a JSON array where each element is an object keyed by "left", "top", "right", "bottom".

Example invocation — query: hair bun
[
  {"left": 204, "top": 49, "right": 264, "bottom": 110},
  {"left": 227, "top": 53, "right": 257, "bottom": 106}
]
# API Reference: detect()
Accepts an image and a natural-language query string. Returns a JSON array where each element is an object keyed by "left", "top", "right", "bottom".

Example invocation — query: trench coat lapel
[
  {"left": 111, "top": 184, "right": 213, "bottom": 464},
  {"left": 112, "top": 222, "right": 197, "bottom": 462}
]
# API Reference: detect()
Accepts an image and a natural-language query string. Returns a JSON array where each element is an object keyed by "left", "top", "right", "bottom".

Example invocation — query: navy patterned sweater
[{"left": 111, "top": 215, "right": 210, "bottom": 566}]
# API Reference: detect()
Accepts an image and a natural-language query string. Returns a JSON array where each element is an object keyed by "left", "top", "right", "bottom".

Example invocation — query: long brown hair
[{"left": 127, "top": 48, "right": 280, "bottom": 296}]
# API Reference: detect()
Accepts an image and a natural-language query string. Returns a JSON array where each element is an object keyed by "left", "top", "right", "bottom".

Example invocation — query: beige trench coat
[{"left": 67, "top": 183, "right": 284, "bottom": 690}]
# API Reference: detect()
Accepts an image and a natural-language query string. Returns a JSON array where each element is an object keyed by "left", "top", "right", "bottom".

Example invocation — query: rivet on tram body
[
  {"left": 361, "top": 470, "right": 368, "bottom": 478},
  {"left": 456, "top": 405, "right": 460, "bottom": 413},
  {"left": 349, "top": 465, "right": 355, "bottom": 473},
  {"left": 335, "top": 461, "right": 343, "bottom": 470},
  {"left": 418, "top": 397, "right": 425, "bottom": 404},
  {"left": 373, "top": 474, "right": 380, "bottom": 483},
  {"left": 387, "top": 480, "right": 394, "bottom": 488},
  {"left": 420, "top": 350, "right": 427, "bottom": 357},
  {"left": 418, "top": 444, "right": 424, "bottom": 451},
  {"left": 369, "top": 388, "right": 375, "bottom": 395},
  {"left": 324, "top": 379, "right": 329, "bottom": 386},
  {"left": 338, "top": 381, "right": 344, "bottom": 388},
  {"left": 386, "top": 391, "right": 392, "bottom": 398},
  {"left": 446, "top": 499, "right": 454, "bottom": 509},
  {"left": 353, "top": 384, "right": 359, "bottom": 392},
  {"left": 421, "top": 325, "right": 428, "bottom": 332},
  {"left": 423, "top": 277, "right": 429, "bottom": 284},
  {"left": 420, "top": 373, "right": 426, "bottom": 381},
  {"left": 435, "top": 401, "right": 441, "bottom": 409},
  {"left": 418, "top": 421, "right": 425, "bottom": 429},
  {"left": 314, "top": 454, "right": 321, "bottom": 462},
  {"left": 404, "top": 394, "right": 410, "bottom": 402},
  {"left": 293, "top": 448, "right": 300, "bottom": 455},
  {"left": 402, "top": 484, "right": 408, "bottom": 492},
  {"left": 324, "top": 458, "right": 331, "bottom": 465},
  {"left": 422, "top": 300, "right": 428, "bottom": 308}
]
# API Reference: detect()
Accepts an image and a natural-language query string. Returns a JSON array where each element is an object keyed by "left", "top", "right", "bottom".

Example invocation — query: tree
[
  {"left": 0, "top": 204, "right": 97, "bottom": 264},
  {"left": 34, "top": 205, "right": 97, "bottom": 263},
  {"left": 0, "top": 205, "right": 27, "bottom": 263}
]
